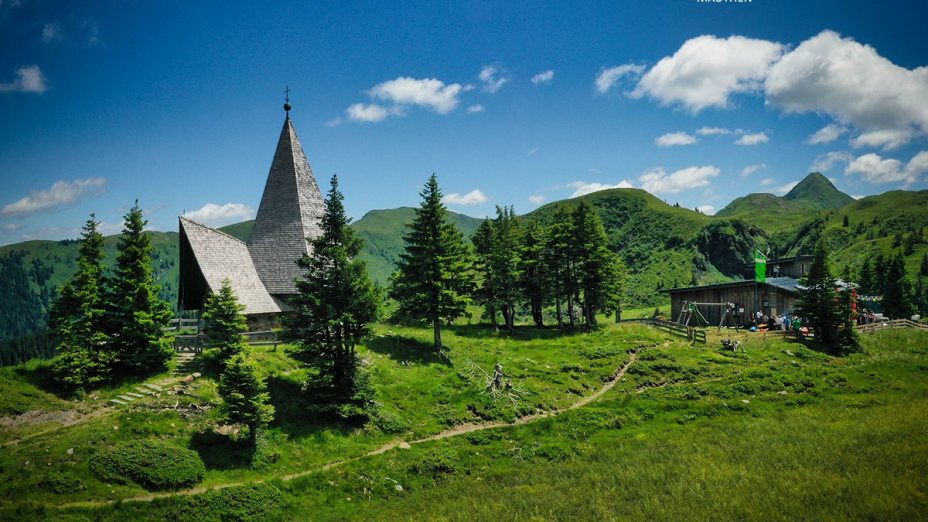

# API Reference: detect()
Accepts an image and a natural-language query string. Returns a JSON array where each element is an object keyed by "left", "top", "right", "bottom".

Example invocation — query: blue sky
[{"left": 1, "top": 0, "right": 926, "bottom": 245}]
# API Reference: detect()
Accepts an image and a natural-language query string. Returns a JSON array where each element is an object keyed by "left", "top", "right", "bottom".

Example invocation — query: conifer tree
[
  {"left": 795, "top": 240, "right": 840, "bottom": 349},
  {"left": 472, "top": 219, "right": 499, "bottom": 328},
  {"left": 543, "top": 205, "right": 577, "bottom": 328},
  {"left": 882, "top": 253, "right": 914, "bottom": 319},
  {"left": 858, "top": 257, "right": 875, "bottom": 294},
  {"left": 920, "top": 252, "right": 928, "bottom": 277},
  {"left": 571, "top": 202, "right": 623, "bottom": 327},
  {"left": 389, "top": 174, "right": 474, "bottom": 351},
  {"left": 518, "top": 219, "right": 547, "bottom": 327},
  {"left": 201, "top": 278, "right": 248, "bottom": 365},
  {"left": 219, "top": 353, "right": 274, "bottom": 446},
  {"left": 50, "top": 214, "right": 111, "bottom": 389},
  {"left": 836, "top": 267, "right": 860, "bottom": 353},
  {"left": 105, "top": 201, "right": 172, "bottom": 376},
  {"left": 284, "top": 175, "right": 379, "bottom": 403},
  {"left": 489, "top": 206, "right": 521, "bottom": 333}
]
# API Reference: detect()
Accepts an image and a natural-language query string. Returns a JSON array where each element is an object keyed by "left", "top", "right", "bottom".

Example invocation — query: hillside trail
[{"left": 56, "top": 350, "right": 641, "bottom": 509}]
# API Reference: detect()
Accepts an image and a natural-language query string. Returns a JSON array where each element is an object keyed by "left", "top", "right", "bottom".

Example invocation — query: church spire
[{"left": 283, "top": 86, "right": 292, "bottom": 116}]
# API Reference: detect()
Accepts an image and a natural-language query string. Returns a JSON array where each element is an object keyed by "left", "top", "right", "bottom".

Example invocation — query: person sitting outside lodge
[{"left": 783, "top": 315, "right": 792, "bottom": 331}]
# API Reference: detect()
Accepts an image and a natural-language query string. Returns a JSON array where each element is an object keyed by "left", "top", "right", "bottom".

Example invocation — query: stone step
[
  {"left": 143, "top": 383, "right": 163, "bottom": 392},
  {"left": 135, "top": 387, "right": 154, "bottom": 395},
  {"left": 126, "top": 392, "right": 144, "bottom": 399},
  {"left": 117, "top": 395, "right": 135, "bottom": 402},
  {"left": 110, "top": 399, "right": 126, "bottom": 405}
]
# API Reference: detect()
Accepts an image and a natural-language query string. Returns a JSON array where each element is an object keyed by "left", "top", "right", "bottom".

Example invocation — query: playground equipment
[{"left": 677, "top": 301, "right": 738, "bottom": 332}]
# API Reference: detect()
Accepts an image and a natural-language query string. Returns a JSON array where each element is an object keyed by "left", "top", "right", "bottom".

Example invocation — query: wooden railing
[
  {"left": 623, "top": 318, "right": 706, "bottom": 344},
  {"left": 855, "top": 319, "right": 928, "bottom": 334},
  {"left": 173, "top": 330, "right": 280, "bottom": 352}
]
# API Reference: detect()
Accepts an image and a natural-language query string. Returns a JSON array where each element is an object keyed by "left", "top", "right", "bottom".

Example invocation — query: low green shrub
[
  {"left": 411, "top": 448, "right": 459, "bottom": 477},
  {"left": 38, "top": 471, "right": 85, "bottom": 494},
  {"left": 90, "top": 439, "right": 206, "bottom": 490}
]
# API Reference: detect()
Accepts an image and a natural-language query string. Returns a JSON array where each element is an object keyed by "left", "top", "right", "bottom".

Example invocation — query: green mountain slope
[{"left": 717, "top": 172, "right": 854, "bottom": 233}]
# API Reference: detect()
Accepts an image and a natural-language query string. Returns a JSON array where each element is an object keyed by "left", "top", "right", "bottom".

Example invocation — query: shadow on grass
[
  {"left": 190, "top": 430, "right": 256, "bottom": 470},
  {"left": 265, "top": 375, "right": 358, "bottom": 440},
  {"left": 365, "top": 335, "right": 452, "bottom": 366},
  {"left": 449, "top": 323, "right": 589, "bottom": 342}
]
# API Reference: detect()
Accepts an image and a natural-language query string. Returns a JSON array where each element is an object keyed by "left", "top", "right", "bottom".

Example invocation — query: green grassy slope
[{"left": 2, "top": 326, "right": 925, "bottom": 520}]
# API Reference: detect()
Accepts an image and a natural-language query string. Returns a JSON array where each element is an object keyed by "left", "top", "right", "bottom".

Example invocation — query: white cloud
[
  {"left": 467, "top": 104, "right": 484, "bottom": 113},
  {"left": 442, "top": 189, "right": 488, "bottom": 206},
  {"left": 632, "top": 35, "right": 784, "bottom": 112},
  {"left": 807, "top": 123, "right": 847, "bottom": 145},
  {"left": 531, "top": 70, "right": 554, "bottom": 85},
  {"left": 3, "top": 223, "right": 21, "bottom": 231},
  {"left": 773, "top": 181, "right": 799, "bottom": 196},
  {"left": 696, "top": 205, "right": 716, "bottom": 215},
  {"left": 696, "top": 126, "right": 731, "bottom": 136},
  {"left": 766, "top": 30, "right": 928, "bottom": 150},
  {"left": 845, "top": 151, "right": 928, "bottom": 186},
  {"left": 345, "top": 103, "right": 400, "bottom": 123},
  {"left": 741, "top": 164, "right": 766, "bottom": 177},
  {"left": 567, "top": 180, "right": 634, "bottom": 198},
  {"left": 595, "top": 64, "right": 645, "bottom": 94},
  {"left": 760, "top": 178, "right": 775, "bottom": 186},
  {"left": 325, "top": 116, "right": 343, "bottom": 127},
  {"left": 639, "top": 165, "right": 720, "bottom": 194},
  {"left": 655, "top": 132, "right": 697, "bottom": 147},
  {"left": 526, "top": 147, "right": 539, "bottom": 156},
  {"left": 0, "top": 177, "right": 106, "bottom": 217},
  {"left": 528, "top": 194, "right": 546, "bottom": 206},
  {"left": 42, "top": 22, "right": 61, "bottom": 43},
  {"left": 735, "top": 132, "right": 769, "bottom": 146},
  {"left": 369, "top": 77, "right": 465, "bottom": 114},
  {"left": 810, "top": 151, "right": 854, "bottom": 173},
  {"left": 851, "top": 195, "right": 865, "bottom": 200},
  {"left": 0, "top": 65, "right": 48, "bottom": 94},
  {"left": 478, "top": 66, "right": 508, "bottom": 94},
  {"left": 183, "top": 203, "right": 256, "bottom": 227}
]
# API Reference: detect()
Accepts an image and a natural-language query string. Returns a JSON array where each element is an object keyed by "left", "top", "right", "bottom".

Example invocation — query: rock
[
  {"left": 181, "top": 375, "right": 194, "bottom": 384},
  {"left": 66, "top": 447, "right": 74, "bottom": 455},
  {"left": 398, "top": 442, "right": 411, "bottom": 449},
  {"left": 113, "top": 425, "right": 119, "bottom": 430},
  {"left": 778, "top": 390, "right": 788, "bottom": 395},
  {"left": 192, "top": 372, "right": 202, "bottom": 379},
  {"left": 784, "top": 350, "right": 795, "bottom": 356},
  {"left": 394, "top": 484, "right": 404, "bottom": 492},
  {"left": 741, "top": 399, "right": 750, "bottom": 404}
]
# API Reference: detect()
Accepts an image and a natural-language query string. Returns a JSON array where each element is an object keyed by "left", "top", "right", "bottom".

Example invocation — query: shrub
[
  {"left": 411, "top": 448, "right": 459, "bottom": 477},
  {"left": 38, "top": 471, "right": 85, "bottom": 494},
  {"left": 90, "top": 439, "right": 205, "bottom": 490}
]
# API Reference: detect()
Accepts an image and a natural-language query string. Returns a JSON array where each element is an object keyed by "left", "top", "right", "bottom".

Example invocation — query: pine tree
[
  {"left": 835, "top": 267, "right": 860, "bottom": 353},
  {"left": 472, "top": 219, "right": 499, "bottom": 328},
  {"left": 104, "top": 201, "right": 173, "bottom": 376},
  {"left": 218, "top": 354, "right": 274, "bottom": 446},
  {"left": 858, "top": 257, "right": 874, "bottom": 295},
  {"left": 284, "top": 175, "right": 379, "bottom": 405},
  {"left": 571, "top": 202, "right": 623, "bottom": 327},
  {"left": 489, "top": 206, "right": 521, "bottom": 333},
  {"left": 842, "top": 215, "right": 849, "bottom": 227},
  {"left": 795, "top": 240, "right": 840, "bottom": 350},
  {"left": 543, "top": 206, "right": 577, "bottom": 328},
  {"left": 920, "top": 252, "right": 928, "bottom": 277},
  {"left": 389, "top": 174, "right": 474, "bottom": 351},
  {"left": 50, "top": 214, "right": 111, "bottom": 389},
  {"left": 913, "top": 277, "right": 928, "bottom": 317},
  {"left": 517, "top": 219, "right": 547, "bottom": 327},
  {"left": 882, "top": 253, "right": 914, "bottom": 319},
  {"left": 201, "top": 278, "right": 248, "bottom": 365}
]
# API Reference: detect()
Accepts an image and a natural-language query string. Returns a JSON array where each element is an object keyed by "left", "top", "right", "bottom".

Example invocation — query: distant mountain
[{"left": 716, "top": 172, "right": 854, "bottom": 233}]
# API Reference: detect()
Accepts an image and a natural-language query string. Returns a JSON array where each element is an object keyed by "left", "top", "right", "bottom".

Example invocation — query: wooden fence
[
  {"left": 623, "top": 318, "right": 706, "bottom": 344},
  {"left": 173, "top": 330, "right": 280, "bottom": 353},
  {"left": 855, "top": 319, "right": 928, "bottom": 334}
]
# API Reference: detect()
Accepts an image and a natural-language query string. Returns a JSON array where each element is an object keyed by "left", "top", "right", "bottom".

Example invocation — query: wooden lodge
[{"left": 667, "top": 277, "right": 800, "bottom": 328}]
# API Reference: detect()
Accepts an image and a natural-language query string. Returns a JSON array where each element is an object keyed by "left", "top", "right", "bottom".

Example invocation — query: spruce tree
[
  {"left": 201, "top": 278, "right": 248, "bottom": 365},
  {"left": 389, "top": 174, "right": 474, "bottom": 351},
  {"left": 284, "top": 175, "right": 379, "bottom": 405},
  {"left": 219, "top": 354, "right": 274, "bottom": 446},
  {"left": 50, "top": 214, "right": 111, "bottom": 389},
  {"left": 882, "top": 253, "right": 914, "bottom": 319},
  {"left": 543, "top": 205, "right": 577, "bottom": 328},
  {"left": 489, "top": 206, "right": 521, "bottom": 333},
  {"left": 518, "top": 219, "right": 547, "bottom": 327},
  {"left": 795, "top": 240, "right": 840, "bottom": 349},
  {"left": 472, "top": 219, "right": 499, "bottom": 328},
  {"left": 920, "top": 252, "right": 928, "bottom": 277},
  {"left": 858, "top": 257, "right": 874, "bottom": 295},
  {"left": 105, "top": 201, "right": 173, "bottom": 376},
  {"left": 835, "top": 267, "right": 861, "bottom": 353},
  {"left": 571, "top": 202, "right": 623, "bottom": 327}
]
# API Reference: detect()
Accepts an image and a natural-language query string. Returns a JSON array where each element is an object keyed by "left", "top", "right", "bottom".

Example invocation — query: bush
[
  {"left": 411, "top": 448, "right": 459, "bottom": 477},
  {"left": 38, "top": 471, "right": 85, "bottom": 494},
  {"left": 90, "top": 439, "right": 205, "bottom": 490}
]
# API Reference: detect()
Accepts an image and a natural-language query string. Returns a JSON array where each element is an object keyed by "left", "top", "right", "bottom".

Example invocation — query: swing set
[{"left": 676, "top": 300, "right": 738, "bottom": 332}]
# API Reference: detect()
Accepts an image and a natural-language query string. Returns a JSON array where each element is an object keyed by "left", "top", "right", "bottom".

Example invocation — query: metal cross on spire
[{"left": 283, "top": 86, "right": 292, "bottom": 113}]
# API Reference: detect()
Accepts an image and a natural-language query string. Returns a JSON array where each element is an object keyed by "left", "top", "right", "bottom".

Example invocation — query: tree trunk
[
  {"left": 555, "top": 295, "right": 563, "bottom": 328},
  {"left": 489, "top": 306, "right": 498, "bottom": 330},
  {"left": 433, "top": 316, "right": 442, "bottom": 351},
  {"left": 567, "top": 292, "right": 576, "bottom": 328},
  {"left": 249, "top": 422, "right": 258, "bottom": 447},
  {"left": 532, "top": 296, "right": 544, "bottom": 327}
]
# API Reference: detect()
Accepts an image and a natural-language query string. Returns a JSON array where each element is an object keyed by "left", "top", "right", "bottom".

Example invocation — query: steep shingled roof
[
  {"left": 179, "top": 217, "right": 282, "bottom": 315},
  {"left": 248, "top": 115, "right": 324, "bottom": 294}
]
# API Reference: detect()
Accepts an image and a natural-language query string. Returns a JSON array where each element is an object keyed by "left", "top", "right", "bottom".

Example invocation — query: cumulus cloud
[
  {"left": 0, "top": 65, "right": 48, "bottom": 94},
  {"left": 766, "top": 30, "right": 928, "bottom": 150},
  {"left": 467, "top": 104, "right": 485, "bottom": 113},
  {"left": 845, "top": 151, "right": 928, "bottom": 186},
  {"left": 810, "top": 151, "right": 854, "bottom": 172},
  {"left": 183, "top": 203, "right": 256, "bottom": 227},
  {"left": 531, "top": 70, "right": 554, "bottom": 85},
  {"left": 478, "top": 66, "right": 508, "bottom": 93},
  {"left": 696, "top": 126, "right": 731, "bottom": 136},
  {"left": 442, "top": 189, "right": 488, "bottom": 206},
  {"left": 735, "top": 132, "right": 769, "bottom": 146},
  {"left": 369, "top": 77, "right": 465, "bottom": 114},
  {"left": 42, "top": 22, "right": 61, "bottom": 43},
  {"left": 655, "top": 132, "right": 697, "bottom": 147},
  {"left": 639, "top": 166, "right": 719, "bottom": 194},
  {"left": 773, "top": 181, "right": 800, "bottom": 196},
  {"left": 567, "top": 180, "right": 634, "bottom": 198},
  {"left": 595, "top": 64, "right": 645, "bottom": 94},
  {"left": 3, "top": 223, "right": 22, "bottom": 231},
  {"left": 0, "top": 177, "right": 106, "bottom": 217},
  {"left": 696, "top": 205, "right": 716, "bottom": 215},
  {"left": 631, "top": 35, "right": 784, "bottom": 112},
  {"left": 807, "top": 123, "right": 848, "bottom": 145},
  {"left": 528, "top": 194, "right": 546, "bottom": 206},
  {"left": 760, "top": 178, "right": 775, "bottom": 186},
  {"left": 741, "top": 164, "right": 766, "bottom": 177},
  {"left": 345, "top": 103, "right": 399, "bottom": 123}
]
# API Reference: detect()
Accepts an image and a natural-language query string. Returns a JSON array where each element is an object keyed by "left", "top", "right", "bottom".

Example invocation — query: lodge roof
[{"left": 666, "top": 276, "right": 801, "bottom": 295}]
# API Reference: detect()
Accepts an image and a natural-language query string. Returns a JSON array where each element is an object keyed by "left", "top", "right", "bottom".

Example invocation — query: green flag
[{"left": 754, "top": 249, "right": 766, "bottom": 282}]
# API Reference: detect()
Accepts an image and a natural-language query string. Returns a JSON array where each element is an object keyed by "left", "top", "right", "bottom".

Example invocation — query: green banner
[{"left": 754, "top": 249, "right": 766, "bottom": 282}]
